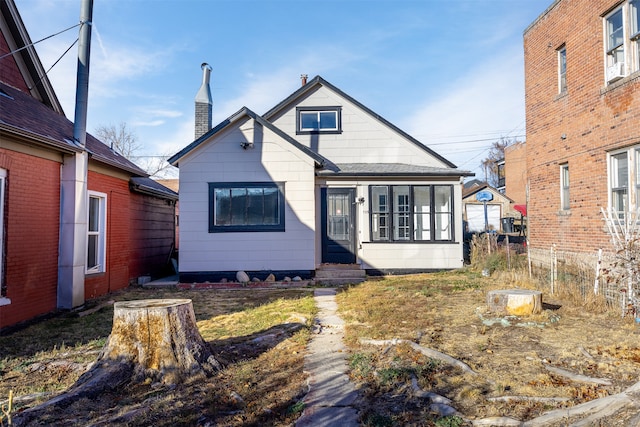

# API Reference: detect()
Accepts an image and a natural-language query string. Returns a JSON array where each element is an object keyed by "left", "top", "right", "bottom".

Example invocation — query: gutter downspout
[{"left": 58, "top": 0, "right": 93, "bottom": 309}]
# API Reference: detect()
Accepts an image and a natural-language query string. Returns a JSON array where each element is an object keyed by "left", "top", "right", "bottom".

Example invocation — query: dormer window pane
[{"left": 297, "top": 107, "right": 341, "bottom": 133}]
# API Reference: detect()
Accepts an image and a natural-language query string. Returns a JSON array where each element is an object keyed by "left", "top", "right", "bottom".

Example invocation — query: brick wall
[
  {"left": 0, "top": 150, "right": 60, "bottom": 329},
  {"left": 524, "top": 0, "right": 640, "bottom": 257},
  {"left": 84, "top": 171, "right": 131, "bottom": 298},
  {"left": 504, "top": 142, "right": 527, "bottom": 206}
]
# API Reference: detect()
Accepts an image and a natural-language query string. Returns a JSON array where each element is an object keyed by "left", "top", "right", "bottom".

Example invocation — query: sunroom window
[{"left": 369, "top": 185, "right": 453, "bottom": 242}]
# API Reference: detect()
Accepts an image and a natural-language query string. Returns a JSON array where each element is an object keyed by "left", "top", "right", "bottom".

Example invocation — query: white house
[{"left": 169, "top": 70, "right": 473, "bottom": 282}]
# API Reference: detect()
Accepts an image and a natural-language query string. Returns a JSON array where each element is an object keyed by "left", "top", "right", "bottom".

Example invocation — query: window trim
[
  {"left": 560, "top": 164, "right": 570, "bottom": 211},
  {"left": 368, "top": 184, "right": 455, "bottom": 243},
  {"left": 558, "top": 45, "right": 567, "bottom": 93},
  {"left": 86, "top": 191, "right": 107, "bottom": 275},
  {"left": 208, "top": 182, "right": 285, "bottom": 233},
  {"left": 296, "top": 106, "right": 342, "bottom": 134},
  {"left": 603, "top": 1, "right": 640, "bottom": 83},
  {"left": 0, "top": 169, "right": 7, "bottom": 305}
]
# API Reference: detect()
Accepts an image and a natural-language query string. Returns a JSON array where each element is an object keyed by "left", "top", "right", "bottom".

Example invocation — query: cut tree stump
[
  {"left": 487, "top": 289, "right": 542, "bottom": 316},
  {"left": 100, "top": 298, "right": 221, "bottom": 384},
  {"left": 13, "top": 299, "right": 221, "bottom": 426}
]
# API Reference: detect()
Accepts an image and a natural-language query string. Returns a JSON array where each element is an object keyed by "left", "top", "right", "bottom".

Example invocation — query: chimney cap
[{"left": 201, "top": 62, "right": 212, "bottom": 71}]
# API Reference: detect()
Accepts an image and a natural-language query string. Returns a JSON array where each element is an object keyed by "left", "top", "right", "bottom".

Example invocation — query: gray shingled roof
[{"left": 316, "top": 163, "right": 473, "bottom": 177}]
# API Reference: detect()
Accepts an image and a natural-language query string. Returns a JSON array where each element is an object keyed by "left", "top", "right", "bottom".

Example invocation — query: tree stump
[
  {"left": 99, "top": 298, "right": 221, "bottom": 384},
  {"left": 487, "top": 289, "right": 542, "bottom": 316},
  {"left": 13, "top": 299, "right": 221, "bottom": 425}
]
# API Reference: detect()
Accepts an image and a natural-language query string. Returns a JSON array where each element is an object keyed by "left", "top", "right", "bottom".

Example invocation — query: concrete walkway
[{"left": 295, "top": 288, "right": 360, "bottom": 427}]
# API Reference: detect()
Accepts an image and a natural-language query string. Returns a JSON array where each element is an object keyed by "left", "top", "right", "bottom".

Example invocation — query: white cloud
[{"left": 404, "top": 46, "right": 526, "bottom": 174}]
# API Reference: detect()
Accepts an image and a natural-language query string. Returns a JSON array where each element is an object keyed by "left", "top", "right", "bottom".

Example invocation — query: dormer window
[{"left": 297, "top": 107, "right": 341, "bottom": 134}]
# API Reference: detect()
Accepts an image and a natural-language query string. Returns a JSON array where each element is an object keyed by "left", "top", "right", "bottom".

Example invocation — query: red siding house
[{"left": 0, "top": 0, "right": 177, "bottom": 330}]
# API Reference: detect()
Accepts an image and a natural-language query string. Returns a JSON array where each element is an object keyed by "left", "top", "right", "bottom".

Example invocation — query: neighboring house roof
[
  {"left": 0, "top": 0, "right": 62, "bottom": 113},
  {"left": 0, "top": 81, "right": 147, "bottom": 176},
  {"left": 263, "top": 75, "right": 459, "bottom": 169},
  {"left": 317, "top": 163, "right": 473, "bottom": 177},
  {"left": 155, "top": 178, "right": 179, "bottom": 193},
  {"left": 462, "top": 183, "right": 514, "bottom": 203},
  {"left": 169, "top": 106, "right": 333, "bottom": 169},
  {"left": 130, "top": 177, "right": 178, "bottom": 200},
  {"left": 0, "top": 0, "right": 148, "bottom": 177},
  {"left": 464, "top": 179, "right": 488, "bottom": 189}
]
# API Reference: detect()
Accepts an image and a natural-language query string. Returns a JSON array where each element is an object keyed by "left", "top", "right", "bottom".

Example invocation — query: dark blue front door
[{"left": 321, "top": 188, "right": 356, "bottom": 264}]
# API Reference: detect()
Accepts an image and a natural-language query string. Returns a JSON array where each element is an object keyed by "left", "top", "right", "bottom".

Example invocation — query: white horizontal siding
[
  {"left": 178, "top": 118, "right": 317, "bottom": 273},
  {"left": 359, "top": 243, "right": 463, "bottom": 270},
  {"left": 270, "top": 86, "right": 450, "bottom": 167}
]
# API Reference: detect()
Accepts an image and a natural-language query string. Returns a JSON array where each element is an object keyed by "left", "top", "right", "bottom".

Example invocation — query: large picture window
[
  {"left": 209, "top": 182, "right": 285, "bottom": 232},
  {"left": 87, "top": 191, "right": 107, "bottom": 274},
  {"left": 369, "top": 185, "right": 453, "bottom": 242}
]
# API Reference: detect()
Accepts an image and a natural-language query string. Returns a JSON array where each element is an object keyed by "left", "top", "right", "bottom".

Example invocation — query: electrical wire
[{"left": 0, "top": 21, "right": 81, "bottom": 61}]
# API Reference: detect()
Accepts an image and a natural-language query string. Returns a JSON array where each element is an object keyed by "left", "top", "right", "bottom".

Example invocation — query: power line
[{"left": 0, "top": 21, "right": 81, "bottom": 61}]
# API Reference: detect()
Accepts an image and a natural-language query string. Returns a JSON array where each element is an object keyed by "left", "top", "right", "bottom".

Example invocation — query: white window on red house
[
  {"left": 560, "top": 164, "right": 570, "bottom": 211},
  {"left": 0, "top": 169, "right": 7, "bottom": 305},
  {"left": 610, "top": 151, "right": 629, "bottom": 215},
  {"left": 87, "top": 191, "right": 107, "bottom": 274},
  {"left": 604, "top": 1, "right": 640, "bottom": 84},
  {"left": 558, "top": 46, "right": 567, "bottom": 93}
]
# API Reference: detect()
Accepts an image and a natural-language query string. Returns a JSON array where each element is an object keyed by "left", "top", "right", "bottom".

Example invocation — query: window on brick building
[
  {"left": 558, "top": 46, "right": 567, "bottom": 93},
  {"left": 610, "top": 151, "right": 629, "bottom": 215},
  {"left": 604, "top": 1, "right": 640, "bottom": 84},
  {"left": 0, "top": 169, "right": 7, "bottom": 305},
  {"left": 560, "top": 164, "right": 570, "bottom": 210},
  {"left": 87, "top": 191, "right": 107, "bottom": 274}
]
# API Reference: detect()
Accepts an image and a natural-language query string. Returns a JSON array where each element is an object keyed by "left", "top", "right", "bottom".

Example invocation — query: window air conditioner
[{"left": 607, "top": 62, "right": 625, "bottom": 83}]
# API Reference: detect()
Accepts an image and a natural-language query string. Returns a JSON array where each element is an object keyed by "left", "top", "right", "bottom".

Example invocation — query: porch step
[{"left": 314, "top": 264, "right": 366, "bottom": 285}]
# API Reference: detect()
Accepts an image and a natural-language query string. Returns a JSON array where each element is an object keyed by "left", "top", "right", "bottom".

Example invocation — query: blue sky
[{"left": 17, "top": 0, "right": 552, "bottom": 179}]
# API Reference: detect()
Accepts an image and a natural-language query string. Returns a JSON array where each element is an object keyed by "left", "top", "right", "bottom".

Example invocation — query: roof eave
[{"left": 0, "top": 122, "right": 81, "bottom": 154}]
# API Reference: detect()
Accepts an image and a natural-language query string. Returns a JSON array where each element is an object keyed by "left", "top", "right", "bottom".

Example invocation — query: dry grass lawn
[
  {"left": 1, "top": 268, "right": 640, "bottom": 426},
  {"left": 338, "top": 269, "right": 640, "bottom": 426}
]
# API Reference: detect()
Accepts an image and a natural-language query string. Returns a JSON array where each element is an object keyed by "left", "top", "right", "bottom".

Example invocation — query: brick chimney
[
  {"left": 195, "top": 63, "right": 213, "bottom": 139},
  {"left": 300, "top": 74, "right": 308, "bottom": 86}
]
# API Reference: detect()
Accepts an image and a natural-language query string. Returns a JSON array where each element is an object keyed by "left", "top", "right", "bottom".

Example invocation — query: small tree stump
[
  {"left": 99, "top": 299, "right": 221, "bottom": 384},
  {"left": 487, "top": 289, "right": 542, "bottom": 316}
]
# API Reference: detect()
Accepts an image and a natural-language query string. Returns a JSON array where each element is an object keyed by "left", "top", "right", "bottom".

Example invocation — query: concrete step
[
  {"left": 314, "top": 264, "right": 366, "bottom": 285},
  {"left": 315, "top": 269, "right": 365, "bottom": 279}
]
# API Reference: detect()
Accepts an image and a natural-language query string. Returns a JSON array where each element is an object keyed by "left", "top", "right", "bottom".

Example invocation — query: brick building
[
  {"left": 0, "top": 0, "right": 177, "bottom": 329},
  {"left": 504, "top": 142, "right": 527, "bottom": 207},
  {"left": 524, "top": 0, "right": 640, "bottom": 263}
]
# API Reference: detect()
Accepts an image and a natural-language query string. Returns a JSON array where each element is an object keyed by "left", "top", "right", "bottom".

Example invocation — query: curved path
[{"left": 295, "top": 288, "right": 360, "bottom": 427}]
